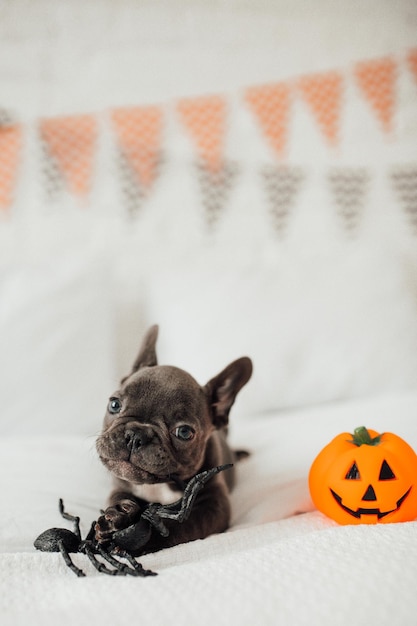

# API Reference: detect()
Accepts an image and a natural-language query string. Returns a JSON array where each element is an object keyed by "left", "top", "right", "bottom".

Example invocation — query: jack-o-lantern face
[{"left": 309, "top": 427, "right": 417, "bottom": 525}]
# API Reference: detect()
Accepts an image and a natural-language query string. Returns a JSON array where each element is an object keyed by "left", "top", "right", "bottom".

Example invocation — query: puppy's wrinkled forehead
[{"left": 121, "top": 365, "right": 205, "bottom": 414}]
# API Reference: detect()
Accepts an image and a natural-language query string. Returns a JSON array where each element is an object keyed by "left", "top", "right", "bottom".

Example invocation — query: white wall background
[
  {"left": 1, "top": 0, "right": 417, "bottom": 432},
  {"left": 1, "top": 0, "right": 416, "bottom": 117}
]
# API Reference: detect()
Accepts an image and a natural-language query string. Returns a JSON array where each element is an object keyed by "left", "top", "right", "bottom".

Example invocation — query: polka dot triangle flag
[
  {"left": 39, "top": 114, "right": 98, "bottom": 199},
  {"left": 390, "top": 165, "right": 417, "bottom": 234},
  {"left": 327, "top": 167, "right": 370, "bottom": 233},
  {"left": 111, "top": 106, "right": 164, "bottom": 205},
  {"left": 110, "top": 106, "right": 164, "bottom": 215},
  {"left": 297, "top": 71, "right": 344, "bottom": 146},
  {"left": 354, "top": 57, "right": 397, "bottom": 133},
  {"left": 0, "top": 117, "right": 22, "bottom": 212},
  {"left": 245, "top": 83, "right": 292, "bottom": 159},
  {"left": 261, "top": 165, "right": 304, "bottom": 235},
  {"left": 195, "top": 161, "right": 239, "bottom": 227},
  {"left": 177, "top": 95, "right": 227, "bottom": 173}
]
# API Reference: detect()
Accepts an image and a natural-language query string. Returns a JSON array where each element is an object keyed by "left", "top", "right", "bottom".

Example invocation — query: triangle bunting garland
[
  {"left": 0, "top": 49, "right": 415, "bottom": 225},
  {"left": 354, "top": 57, "right": 397, "bottom": 133},
  {"left": 0, "top": 117, "right": 22, "bottom": 212},
  {"left": 298, "top": 71, "right": 343, "bottom": 146},
  {"left": 39, "top": 114, "right": 98, "bottom": 199},
  {"left": 245, "top": 82, "right": 292, "bottom": 159}
]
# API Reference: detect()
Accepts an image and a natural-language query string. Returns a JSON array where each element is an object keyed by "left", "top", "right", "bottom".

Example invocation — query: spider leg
[
  {"left": 140, "top": 509, "right": 170, "bottom": 537},
  {"left": 57, "top": 539, "right": 85, "bottom": 578},
  {"left": 83, "top": 543, "right": 120, "bottom": 576},
  {"left": 111, "top": 549, "right": 158, "bottom": 577},
  {"left": 58, "top": 499, "right": 81, "bottom": 541},
  {"left": 85, "top": 521, "right": 96, "bottom": 542},
  {"left": 96, "top": 546, "right": 139, "bottom": 577},
  {"left": 143, "top": 464, "right": 233, "bottom": 525}
]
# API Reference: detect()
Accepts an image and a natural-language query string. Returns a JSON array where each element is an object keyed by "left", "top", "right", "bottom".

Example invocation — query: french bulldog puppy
[{"left": 95, "top": 325, "right": 252, "bottom": 554}]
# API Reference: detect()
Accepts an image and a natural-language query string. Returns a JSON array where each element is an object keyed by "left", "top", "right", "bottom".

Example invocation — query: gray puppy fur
[{"left": 95, "top": 325, "right": 252, "bottom": 553}]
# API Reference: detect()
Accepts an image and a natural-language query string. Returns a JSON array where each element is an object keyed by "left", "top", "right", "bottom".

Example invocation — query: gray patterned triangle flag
[
  {"left": 117, "top": 148, "right": 144, "bottom": 216},
  {"left": 116, "top": 148, "right": 164, "bottom": 217},
  {"left": 261, "top": 165, "right": 304, "bottom": 235},
  {"left": 0, "top": 108, "right": 15, "bottom": 127},
  {"left": 390, "top": 165, "right": 417, "bottom": 234},
  {"left": 40, "top": 133, "right": 64, "bottom": 200},
  {"left": 195, "top": 159, "right": 239, "bottom": 227},
  {"left": 327, "top": 168, "right": 370, "bottom": 232}
]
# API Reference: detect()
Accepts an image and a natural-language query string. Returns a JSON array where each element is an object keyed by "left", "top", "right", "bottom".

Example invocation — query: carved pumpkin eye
[
  {"left": 345, "top": 462, "right": 361, "bottom": 480},
  {"left": 379, "top": 460, "right": 396, "bottom": 480}
]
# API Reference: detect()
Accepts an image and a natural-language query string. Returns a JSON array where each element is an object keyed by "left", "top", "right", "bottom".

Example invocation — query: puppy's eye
[
  {"left": 108, "top": 398, "right": 122, "bottom": 414},
  {"left": 174, "top": 425, "right": 195, "bottom": 441}
]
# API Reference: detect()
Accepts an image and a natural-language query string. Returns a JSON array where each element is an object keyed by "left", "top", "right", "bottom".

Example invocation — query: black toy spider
[{"left": 34, "top": 464, "right": 231, "bottom": 577}]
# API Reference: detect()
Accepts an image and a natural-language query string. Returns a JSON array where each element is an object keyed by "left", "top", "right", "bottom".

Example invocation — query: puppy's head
[{"left": 96, "top": 325, "right": 252, "bottom": 485}]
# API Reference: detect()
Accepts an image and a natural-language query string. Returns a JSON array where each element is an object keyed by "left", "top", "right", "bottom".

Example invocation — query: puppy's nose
[{"left": 125, "top": 429, "right": 151, "bottom": 451}]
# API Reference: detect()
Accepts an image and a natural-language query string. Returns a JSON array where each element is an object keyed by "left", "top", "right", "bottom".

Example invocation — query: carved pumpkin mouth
[{"left": 330, "top": 487, "right": 412, "bottom": 519}]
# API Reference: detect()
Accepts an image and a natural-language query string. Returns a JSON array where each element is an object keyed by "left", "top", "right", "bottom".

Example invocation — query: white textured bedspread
[{"left": 2, "top": 392, "right": 417, "bottom": 626}]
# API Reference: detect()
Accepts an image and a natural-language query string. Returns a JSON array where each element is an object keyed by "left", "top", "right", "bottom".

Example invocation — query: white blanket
[{"left": 2, "top": 391, "right": 417, "bottom": 626}]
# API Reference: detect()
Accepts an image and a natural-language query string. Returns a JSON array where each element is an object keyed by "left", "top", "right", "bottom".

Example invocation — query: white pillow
[
  {"left": 145, "top": 241, "right": 417, "bottom": 416},
  {"left": 0, "top": 248, "right": 115, "bottom": 436}
]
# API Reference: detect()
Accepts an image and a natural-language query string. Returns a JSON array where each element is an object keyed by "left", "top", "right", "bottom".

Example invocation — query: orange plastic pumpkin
[{"left": 308, "top": 426, "right": 417, "bottom": 525}]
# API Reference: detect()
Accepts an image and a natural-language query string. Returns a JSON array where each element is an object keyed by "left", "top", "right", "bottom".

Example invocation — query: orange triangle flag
[
  {"left": 39, "top": 114, "right": 97, "bottom": 197},
  {"left": 407, "top": 49, "right": 417, "bottom": 86},
  {"left": 177, "top": 95, "right": 227, "bottom": 172},
  {"left": 354, "top": 57, "right": 397, "bottom": 133},
  {"left": 298, "top": 71, "right": 343, "bottom": 146},
  {"left": 111, "top": 106, "right": 164, "bottom": 189},
  {"left": 245, "top": 83, "right": 291, "bottom": 159},
  {"left": 0, "top": 124, "right": 22, "bottom": 211}
]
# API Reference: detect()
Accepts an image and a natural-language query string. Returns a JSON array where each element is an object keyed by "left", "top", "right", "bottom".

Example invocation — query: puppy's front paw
[{"left": 95, "top": 500, "right": 141, "bottom": 544}]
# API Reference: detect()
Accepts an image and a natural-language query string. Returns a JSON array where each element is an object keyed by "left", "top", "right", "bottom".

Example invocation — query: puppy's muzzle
[{"left": 124, "top": 427, "right": 154, "bottom": 453}]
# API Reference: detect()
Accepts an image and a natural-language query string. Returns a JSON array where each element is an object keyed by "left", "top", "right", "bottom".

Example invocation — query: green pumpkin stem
[{"left": 350, "top": 426, "right": 382, "bottom": 447}]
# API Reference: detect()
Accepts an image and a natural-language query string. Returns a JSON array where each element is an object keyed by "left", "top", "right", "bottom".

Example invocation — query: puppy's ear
[
  {"left": 122, "top": 325, "right": 159, "bottom": 382},
  {"left": 204, "top": 357, "right": 252, "bottom": 428}
]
